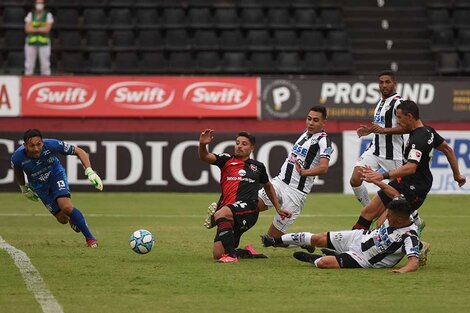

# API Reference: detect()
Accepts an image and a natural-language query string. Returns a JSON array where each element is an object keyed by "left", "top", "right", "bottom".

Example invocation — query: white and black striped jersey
[
  {"left": 278, "top": 130, "right": 333, "bottom": 194},
  {"left": 360, "top": 220, "right": 420, "bottom": 268},
  {"left": 368, "top": 93, "right": 403, "bottom": 161}
]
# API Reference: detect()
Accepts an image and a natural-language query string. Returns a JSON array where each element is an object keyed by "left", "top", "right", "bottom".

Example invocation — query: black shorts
[
  {"left": 326, "top": 232, "right": 363, "bottom": 268},
  {"left": 378, "top": 179, "right": 426, "bottom": 211},
  {"left": 221, "top": 200, "right": 259, "bottom": 248}
]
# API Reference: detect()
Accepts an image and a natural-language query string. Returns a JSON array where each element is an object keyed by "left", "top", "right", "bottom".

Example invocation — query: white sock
[
  {"left": 280, "top": 232, "right": 313, "bottom": 246},
  {"left": 352, "top": 185, "right": 370, "bottom": 207},
  {"left": 314, "top": 258, "right": 322, "bottom": 268}
]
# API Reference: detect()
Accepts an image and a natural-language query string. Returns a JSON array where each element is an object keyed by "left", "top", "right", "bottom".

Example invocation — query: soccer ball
[{"left": 129, "top": 229, "right": 154, "bottom": 254}]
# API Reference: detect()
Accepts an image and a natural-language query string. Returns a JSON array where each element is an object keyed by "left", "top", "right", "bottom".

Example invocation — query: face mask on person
[{"left": 35, "top": 3, "right": 44, "bottom": 11}]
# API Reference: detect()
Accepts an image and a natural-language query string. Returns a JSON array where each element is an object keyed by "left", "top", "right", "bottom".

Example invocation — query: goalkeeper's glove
[
  {"left": 20, "top": 185, "right": 39, "bottom": 201},
  {"left": 85, "top": 167, "right": 103, "bottom": 191}
]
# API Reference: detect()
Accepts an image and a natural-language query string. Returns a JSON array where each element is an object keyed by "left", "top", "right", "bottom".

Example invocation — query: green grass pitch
[{"left": 1, "top": 192, "right": 470, "bottom": 313}]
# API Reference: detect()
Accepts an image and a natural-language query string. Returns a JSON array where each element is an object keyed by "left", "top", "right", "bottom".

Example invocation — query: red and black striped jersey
[{"left": 212, "top": 153, "right": 269, "bottom": 208}]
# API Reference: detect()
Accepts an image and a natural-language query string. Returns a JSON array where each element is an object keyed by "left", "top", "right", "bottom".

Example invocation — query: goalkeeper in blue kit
[{"left": 11, "top": 129, "right": 103, "bottom": 248}]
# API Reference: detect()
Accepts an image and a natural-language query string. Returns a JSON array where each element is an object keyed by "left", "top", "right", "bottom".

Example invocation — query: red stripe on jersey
[{"left": 219, "top": 157, "right": 244, "bottom": 207}]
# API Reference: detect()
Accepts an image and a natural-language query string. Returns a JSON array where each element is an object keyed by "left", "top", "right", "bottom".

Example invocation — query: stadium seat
[
  {"left": 267, "top": 8, "right": 291, "bottom": 29},
  {"left": 83, "top": 9, "right": 107, "bottom": 30},
  {"left": 291, "top": 0, "right": 318, "bottom": 8},
  {"left": 329, "top": 51, "right": 354, "bottom": 73},
  {"left": 273, "top": 30, "right": 299, "bottom": 51},
  {"left": 138, "top": 30, "right": 163, "bottom": 51},
  {"left": 196, "top": 51, "right": 221, "bottom": 73},
  {"left": 193, "top": 30, "right": 219, "bottom": 50},
  {"left": 214, "top": 8, "right": 238, "bottom": 29},
  {"left": 221, "top": 52, "right": 248, "bottom": 73},
  {"left": 168, "top": 51, "right": 193, "bottom": 73},
  {"left": 2, "top": 7, "right": 26, "bottom": 29},
  {"left": 4, "top": 30, "right": 25, "bottom": 50},
  {"left": 50, "top": 0, "right": 81, "bottom": 8},
  {"left": 107, "top": 0, "right": 134, "bottom": 7},
  {"left": 246, "top": 30, "right": 272, "bottom": 51},
  {"left": 318, "top": 9, "right": 344, "bottom": 29},
  {"left": 109, "top": 8, "right": 134, "bottom": 30},
  {"left": 135, "top": 0, "right": 158, "bottom": 8},
  {"left": 80, "top": 0, "right": 108, "bottom": 8},
  {"left": 114, "top": 52, "right": 139, "bottom": 73},
  {"left": 294, "top": 9, "right": 318, "bottom": 29},
  {"left": 277, "top": 52, "right": 301, "bottom": 73},
  {"left": 5, "top": 51, "right": 24, "bottom": 74},
  {"left": 455, "top": 0, "right": 470, "bottom": 8},
  {"left": 111, "top": 30, "right": 135, "bottom": 51},
  {"left": 453, "top": 10, "right": 470, "bottom": 29},
  {"left": 139, "top": 52, "right": 167, "bottom": 73},
  {"left": 61, "top": 51, "right": 85, "bottom": 73},
  {"left": 300, "top": 30, "right": 325, "bottom": 51},
  {"left": 163, "top": 8, "right": 186, "bottom": 28},
  {"left": 188, "top": 8, "right": 212, "bottom": 28},
  {"left": 461, "top": 52, "right": 470, "bottom": 73},
  {"left": 238, "top": 0, "right": 264, "bottom": 8},
  {"left": 431, "top": 29, "right": 456, "bottom": 52},
  {"left": 457, "top": 29, "right": 470, "bottom": 52},
  {"left": 219, "top": 30, "right": 245, "bottom": 51},
  {"left": 436, "top": 52, "right": 460, "bottom": 74},
  {"left": 326, "top": 30, "right": 350, "bottom": 51},
  {"left": 0, "top": 54, "right": 4, "bottom": 73},
  {"left": 88, "top": 52, "right": 112, "bottom": 73},
  {"left": 85, "top": 30, "right": 109, "bottom": 51},
  {"left": 303, "top": 51, "right": 328, "bottom": 73},
  {"left": 58, "top": 30, "right": 82, "bottom": 51},
  {"left": 165, "top": 29, "right": 190, "bottom": 50},
  {"left": 136, "top": 9, "right": 160, "bottom": 29},
  {"left": 427, "top": 9, "right": 452, "bottom": 30},
  {"left": 54, "top": 9, "right": 80, "bottom": 30},
  {"left": 240, "top": 8, "right": 266, "bottom": 28},
  {"left": 249, "top": 52, "right": 275, "bottom": 73}
]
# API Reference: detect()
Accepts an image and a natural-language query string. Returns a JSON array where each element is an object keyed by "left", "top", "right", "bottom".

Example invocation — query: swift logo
[
  {"left": 105, "top": 82, "right": 175, "bottom": 109},
  {"left": 183, "top": 82, "right": 252, "bottom": 110},
  {"left": 26, "top": 82, "right": 96, "bottom": 110}
]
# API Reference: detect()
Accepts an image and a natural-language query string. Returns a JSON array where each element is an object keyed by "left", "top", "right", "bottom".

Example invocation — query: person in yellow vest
[{"left": 24, "top": 0, "right": 54, "bottom": 75}]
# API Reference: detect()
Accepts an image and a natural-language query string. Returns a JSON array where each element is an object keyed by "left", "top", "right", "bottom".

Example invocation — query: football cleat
[
  {"left": 293, "top": 251, "right": 322, "bottom": 264},
  {"left": 203, "top": 202, "right": 217, "bottom": 229},
  {"left": 69, "top": 220, "right": 80, "bottom": 233},
  {"left": 260, "top": 234, "right": 276, "bottom": 247},
  {"left": 418, "top": 241, "right": 430, "bottom": 266},
  {"left": 86, "top": 239, "right": 98, "bottom": 248},
  {"left": 217, "top": 254, "right": 238, "bottom": 263},
  {"left": 320, "top": 248, "right": 339, "bottom": 256}
]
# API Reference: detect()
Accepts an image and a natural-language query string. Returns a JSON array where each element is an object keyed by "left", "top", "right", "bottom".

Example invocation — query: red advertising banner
[{"left": 21, "top": 76, "right": 258, "bottom": 117}]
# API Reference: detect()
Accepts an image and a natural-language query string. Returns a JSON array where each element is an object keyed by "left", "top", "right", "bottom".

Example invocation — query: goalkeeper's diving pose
[{"left": 11, "top": 129, "right": 103, "bottom": 248}]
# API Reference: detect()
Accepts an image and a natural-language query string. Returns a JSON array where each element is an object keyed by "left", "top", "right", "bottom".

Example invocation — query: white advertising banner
[
  {"left": 343, "top": 131, "right": 470, "bottom": 194},
  {"left": 0, "top": 76, "right": 21, "bottom": 117}
]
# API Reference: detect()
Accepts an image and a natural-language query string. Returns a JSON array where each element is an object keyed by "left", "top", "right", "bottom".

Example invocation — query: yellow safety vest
[{"left": 26, "top": 10, "right": 50, "bottom": 46}]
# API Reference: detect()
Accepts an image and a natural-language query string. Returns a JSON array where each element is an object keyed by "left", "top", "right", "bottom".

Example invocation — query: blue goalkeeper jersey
[{"left": 11, "top": 139, "right": 75, "bottom": 190}]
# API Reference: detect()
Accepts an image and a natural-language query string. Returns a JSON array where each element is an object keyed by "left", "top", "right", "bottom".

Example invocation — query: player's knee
[
  {"left": 315, "top": 257, "right": 336, "bottom": 269},
  {"left": 55, "top": 215, "right": 68, "bottom": 224}
]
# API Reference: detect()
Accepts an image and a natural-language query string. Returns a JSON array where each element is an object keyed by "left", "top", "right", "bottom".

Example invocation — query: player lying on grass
[
  {"left": 11, "top": 129, "right": 103, "bottom": 248},
  {"left": 261, "top": 179, "right": 421, "bottom": 273}
]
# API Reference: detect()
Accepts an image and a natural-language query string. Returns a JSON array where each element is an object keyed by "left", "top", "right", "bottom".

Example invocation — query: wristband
[{"left": 383, "top": 172, "right": 390, "bottom": 180}]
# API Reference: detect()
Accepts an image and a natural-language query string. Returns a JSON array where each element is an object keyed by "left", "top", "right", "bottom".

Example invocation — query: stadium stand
[{"left": 0, "top": 0, "right": 469, "bottom": 75}]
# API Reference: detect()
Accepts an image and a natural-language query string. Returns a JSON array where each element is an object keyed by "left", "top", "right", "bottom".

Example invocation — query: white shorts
[
  {"left": 328, "top": 230, "right": 370, "bottom": 268},
  {"left": 258, "top": 176, "right": 307, "bottom": 233},
  {"left": 355, "top": 149, "right": 402, "bottom": 172}
]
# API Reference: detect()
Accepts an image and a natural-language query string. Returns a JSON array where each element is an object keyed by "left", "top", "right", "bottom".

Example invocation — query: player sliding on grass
[
  {"left": 199, "top": 129, "right": 292, "bottom": 263},
  {"left": 261, "top": 179, "right": 422, "bottom": 273},
  {"left": 11, "top": 129, "right": 103, "bottom": 248}
]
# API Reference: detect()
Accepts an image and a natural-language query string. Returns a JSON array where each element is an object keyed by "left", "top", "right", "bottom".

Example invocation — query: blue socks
[{"left": 69, "top": 208, "right": 95, "bottom": 240}]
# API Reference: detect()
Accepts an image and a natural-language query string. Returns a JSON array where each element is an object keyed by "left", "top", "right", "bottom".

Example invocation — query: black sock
[
  {"left": 274, "top": 237, "right": 284, "bottom": 245},
  {"left": 215, "top": 217, "right": 237, "bottom": 257},
  {"left": 353, "top": 216, "right": 372, "bottom": 230}
]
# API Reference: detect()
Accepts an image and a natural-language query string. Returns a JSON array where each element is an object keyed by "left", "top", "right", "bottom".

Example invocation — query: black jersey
[
  {"left": 400, "top": 125, "right": 444, "bottom": 195},
  {"left": 212, "top": 153, "right": 269, "bottom": 208}
]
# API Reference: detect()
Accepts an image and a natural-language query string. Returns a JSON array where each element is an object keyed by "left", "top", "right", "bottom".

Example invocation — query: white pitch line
[
  {"left": 1, "top": 213, "right": 470, "bottom": 218},
  {"left": 0, "top": 235, "right": 64, "bottom": 313}
]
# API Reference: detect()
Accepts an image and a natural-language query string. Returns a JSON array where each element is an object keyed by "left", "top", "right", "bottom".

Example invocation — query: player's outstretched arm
[
  {"left": 437, "top": 141, "right": 466, "bottom": 187},
  {"left": 74, "top": 146, "right": 103, "bottom": 191},
  {"left": 391, "top": 257, "right": 419, "bottom": 273},
  {"left": 198, "top": 129, "right": 217, "bottom": 164},
  {"left": 13, "top": 168, "right": 39, "bottom": 201}
]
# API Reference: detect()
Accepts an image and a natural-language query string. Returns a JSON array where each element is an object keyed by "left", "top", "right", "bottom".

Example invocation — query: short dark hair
[
  {"left": 310, "top": 106, "right": 327, "bottom": 119},
  {"left": 237, "top": 131, "right": 255, "bottom": 145},
  {"left": 379, "top": 70, "right": 396, "bottom": 81},
  {"left": 387, "top": 198, "right": 413, "bottom": 217},
  {"left": 23, "top": 129, "right": 43, "bottom": 144},
  {"left": 397, "top": 99, "right": 420, "bottom": 119}
]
